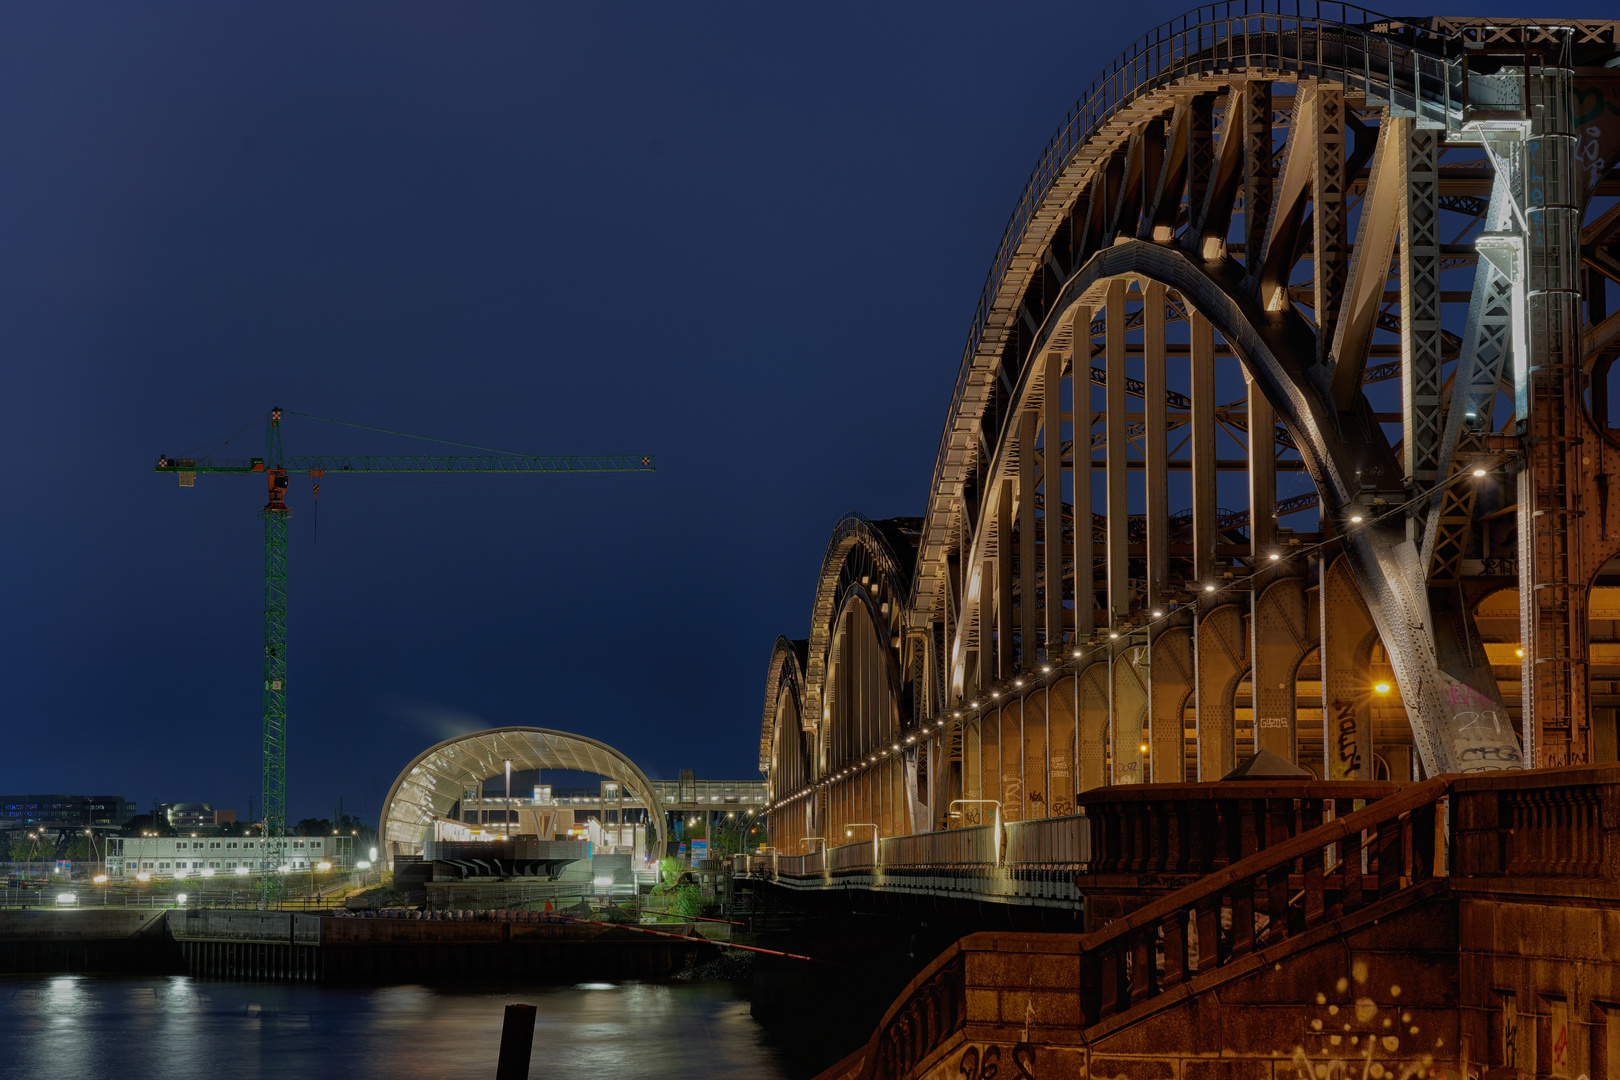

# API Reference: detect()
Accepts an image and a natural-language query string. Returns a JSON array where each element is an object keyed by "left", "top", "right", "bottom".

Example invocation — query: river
[{"left": 0, "top": 974, "right": 799, "bottom": 1079}]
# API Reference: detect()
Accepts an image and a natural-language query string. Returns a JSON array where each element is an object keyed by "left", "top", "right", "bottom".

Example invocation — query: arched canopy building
[{"left": 380, "top": 727, "right": 670, "bottom": 862}]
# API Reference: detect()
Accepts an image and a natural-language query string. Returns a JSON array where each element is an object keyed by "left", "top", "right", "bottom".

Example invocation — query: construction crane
[{"left": 156, "top": 406, "right": 655, "bottom": 906}]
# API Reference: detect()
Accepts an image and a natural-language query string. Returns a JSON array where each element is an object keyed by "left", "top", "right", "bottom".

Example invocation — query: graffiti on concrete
[{"left": 954, "top": 1043, "right": 1035, "bottom": 1079}]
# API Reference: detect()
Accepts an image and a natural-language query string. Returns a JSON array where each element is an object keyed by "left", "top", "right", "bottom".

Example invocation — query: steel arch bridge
[{"left": 759, "top": 6, "right": 1620, "bottom": 858}]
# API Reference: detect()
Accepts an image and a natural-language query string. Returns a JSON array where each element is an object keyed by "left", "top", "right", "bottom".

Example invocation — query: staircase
[{"left": 817, "top": 764, "right": 1620, "bottom": 1080}]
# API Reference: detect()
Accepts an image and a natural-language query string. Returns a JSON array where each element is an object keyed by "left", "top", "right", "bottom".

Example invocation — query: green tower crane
[{"left": 156, "top": 406, "right": 655, "bottom": 906}]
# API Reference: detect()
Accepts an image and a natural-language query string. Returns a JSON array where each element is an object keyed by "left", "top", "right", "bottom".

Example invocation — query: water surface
[{"left": 0, "top": 974, "right": 794, "bottom": 1079}]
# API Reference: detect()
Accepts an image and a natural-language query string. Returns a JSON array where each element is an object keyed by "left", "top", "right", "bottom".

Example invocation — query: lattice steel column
[
  {"left": 1312, "top": 85, "right": 1348, "bottom": 366},
  {"left": 977, "top": 552, "right": 994, "bottom": 694},
  {"left": 1072, "top": 306, "right": 1097, "bottom": 642},
  {"left": 1423, "top": 168, "right": 1518, "bottom": 580},
  {"left": 1247, "top": 370, "right": 1276, "bottom": 558},
  {"left": 1400, "top": 125, "right": 1443, "bottom": 491},
  {"left": 1042, "top": 351, "right": 1065, "bottom": 655},
  {"left": 1185, "top": 94, "right": 1215, "bottom": 232},
  {"left": 1105, "top": 279, "right": 1129, "bottom": 622},
  {"left": 1241, "top": 80, "right": 1274, "bottom": 271},
  {"left": 1191, "top": 310, "right": 1217, "bottom": 588},
  {"left": 997, "top": 480, "right": 1015, "bottom": 679},
  {"left": 1518, "top": 51, "right": 1593, "bottom": 768},
  {"left": 1143, "top": 282, "right": 1169, "bottom": 613},
  {"left": 1320, "top": 556, "right": 1375, "bottom": 780},
  {"left": 1019, "top": 411, "right": 1038, "bottom": 670}
]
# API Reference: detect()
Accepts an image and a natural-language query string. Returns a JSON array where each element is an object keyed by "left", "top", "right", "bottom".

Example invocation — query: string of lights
[{"left": 763, "top": 451, "right": 1515, "bottom": 815}]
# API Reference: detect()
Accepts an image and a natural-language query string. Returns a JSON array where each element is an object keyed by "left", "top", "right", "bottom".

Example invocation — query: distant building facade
[
  {"left": 0, "top": 794, "right": 136, "bottom": 829},
  {"left": 159, "top": 803, "right": 233, "bottom": 829},
  {"left": 103, "top": 834, "right": 353, "bottom": 879}
]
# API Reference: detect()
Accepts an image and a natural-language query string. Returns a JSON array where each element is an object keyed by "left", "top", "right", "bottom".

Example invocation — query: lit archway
[{"left": 378, "top": 727, "right": 670, "bottom": 863}]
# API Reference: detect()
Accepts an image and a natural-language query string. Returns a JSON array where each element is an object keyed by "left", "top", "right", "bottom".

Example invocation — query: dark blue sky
[{"left": 2, "top": 1, "right": 1603, "bottom": 822}]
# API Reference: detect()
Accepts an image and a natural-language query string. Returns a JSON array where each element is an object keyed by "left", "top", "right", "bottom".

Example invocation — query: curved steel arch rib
[
  {"left": 916, "top": 2, "right": 1471, "bottom": 610},
  {"left": 759, "top": 636, "right": 808, "bottom": 776},
  {"left": 803, "top": 513, "right": 913, "bottom": 751},
  {"left": 1014, "top": 239, "right": 1521, "bottom": 776},
  {"left": 379, "top": 727, "right": 671, "bottom": 861}
]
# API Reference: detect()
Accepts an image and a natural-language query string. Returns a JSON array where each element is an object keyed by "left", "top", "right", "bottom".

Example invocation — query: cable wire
[
  {"left": 178, "top": 412, "right": 268, "bottom": 459},
  {"left": 285, "top": 410, "right": 529, "bottom": 457}
]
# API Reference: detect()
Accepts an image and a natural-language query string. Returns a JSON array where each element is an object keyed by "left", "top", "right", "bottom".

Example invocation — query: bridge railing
[
  {"left": 880, "top": 825, "right": 999, "bottom": 869},
  {"left": 774, "top": 850, "right": 824, "bottom": 877},
  {"left": 1079, "top": 780, "right": 1403, "bottom": 876},
  {"left": 1077, "top": 776, "right": 1449, "bottom": 1025},
  {"left": 1450, "top": 764, "right": 1620, "bottom": 881},
  {"left": 828, "top": 840, "right": 877, "bottom": 873},
  {"left": 1004, "top": 813, "right": 1092, "bottom": 868}
]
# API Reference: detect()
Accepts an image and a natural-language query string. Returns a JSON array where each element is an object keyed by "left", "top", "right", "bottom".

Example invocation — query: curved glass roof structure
[{"left": 379, "top": 727, "right": 670, "bottom": 859}]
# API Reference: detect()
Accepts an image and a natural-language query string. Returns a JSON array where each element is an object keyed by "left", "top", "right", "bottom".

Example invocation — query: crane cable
[{"left": 285, "top": 409, "right": 531, "bottom": 457}]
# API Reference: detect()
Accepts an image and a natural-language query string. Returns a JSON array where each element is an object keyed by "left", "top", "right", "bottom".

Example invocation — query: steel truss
[{"left": 760, "top": 8, "right": 1620, "bottom": 854}]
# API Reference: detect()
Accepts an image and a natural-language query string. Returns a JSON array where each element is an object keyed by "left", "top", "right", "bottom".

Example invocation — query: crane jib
[{"left": 155, "top": 455, "right": 656, "bottom": 473}]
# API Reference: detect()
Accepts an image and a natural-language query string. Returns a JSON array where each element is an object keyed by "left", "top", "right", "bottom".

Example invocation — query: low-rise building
[
  {"left": 103, "top": 834, "right": 353, "bottom": 879},
  {"left": 0, "top": 794, "right": 136, "bottom": 829}
]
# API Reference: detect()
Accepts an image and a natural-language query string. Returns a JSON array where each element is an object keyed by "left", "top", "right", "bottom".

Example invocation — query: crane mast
[
  {"left": 260, "top": 409, "right": 291, "bottom": 899},
  {"left": 157, "top": 406, "right": 654, "bottom": 907}
]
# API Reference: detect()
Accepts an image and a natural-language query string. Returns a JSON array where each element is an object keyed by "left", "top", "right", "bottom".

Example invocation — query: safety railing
[
  {"left": 1004, "top": 813, "right": 1092, "bottom": 868},
  {"left": 1076, "top": 777, "right": 1448, "bottom": 1025},
  {"left": 1450, "top": 764, "right": 1620, "bottom": 881},
  {"left": 828, "top": 840, "right": 878, "bottom": 873},
  {"left": 1080, "top": 781, "right": 1402, "bottom": 876},
  {"left": 880, "top": 825, "right": 1000, "bottom": 869},
  {"left": 774, "top": 850, "right": 825, "bottom": 877},
  {"left": 929, "top": 0, "right": 1468, "bottom": 536}
]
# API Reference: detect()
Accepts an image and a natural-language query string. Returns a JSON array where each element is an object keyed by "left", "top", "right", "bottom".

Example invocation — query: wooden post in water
[{"left": 495, "top": 1003, "right": 537, "bottom": 1079}]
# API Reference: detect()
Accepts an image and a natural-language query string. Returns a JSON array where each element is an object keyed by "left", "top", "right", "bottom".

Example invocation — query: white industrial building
[{"left": 102, "top": 834, "right": 355, "bottom": 879}]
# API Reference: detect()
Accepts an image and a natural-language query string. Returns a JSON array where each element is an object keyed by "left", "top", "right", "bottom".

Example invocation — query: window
[
  {"left": 210, "top": 842, "right": 220, "bottom": 849},
  {"left": 227, "top": 842, "right": 236, "bottom": 849},
  {"left": 293, "top": 841, "right": 304, "bottom": 848},
  {"left": 158, "top": 862, "right": 170, "bottom": 869}
]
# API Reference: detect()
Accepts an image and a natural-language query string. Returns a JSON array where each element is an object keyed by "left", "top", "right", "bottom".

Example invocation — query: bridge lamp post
[
  {"left": 843, "top": 823, "right": 879, "bottom": 867},
  {"left": 949, "top": 800, "right": 1004, "bottom": 867}
]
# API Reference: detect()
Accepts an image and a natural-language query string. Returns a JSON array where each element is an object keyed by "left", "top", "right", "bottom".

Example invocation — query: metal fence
[
  {"left": 1004, "top": 814, "right": 1092, "bottom": 867},
  {"left": 880, "top": 825, "right": 1001, "bottom": 868}
]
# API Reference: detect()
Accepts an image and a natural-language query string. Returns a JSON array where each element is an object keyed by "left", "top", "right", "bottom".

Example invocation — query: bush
[
  {"left": 652, "top": 857, "right": 683, "bottom": 896},
  {"left": 670, "top": 884, "right": 712, "bottom": 919}
]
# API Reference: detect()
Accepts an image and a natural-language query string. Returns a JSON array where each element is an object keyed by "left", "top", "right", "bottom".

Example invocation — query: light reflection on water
[{"left": 0, "top": 974, "right": 793, "bottom": 1080}]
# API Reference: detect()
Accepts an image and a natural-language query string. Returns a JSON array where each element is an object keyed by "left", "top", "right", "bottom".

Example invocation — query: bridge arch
[
  {"left": 763, "top": 10, "right": 1620, "bottom": 849},
  {"left": 759, "top": 637, "right": 812, "bottom": 851}
]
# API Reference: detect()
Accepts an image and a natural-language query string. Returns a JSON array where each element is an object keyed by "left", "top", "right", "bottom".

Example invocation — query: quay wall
[{"left": 0, "top": 908, "right": 717, "bottom": 983}]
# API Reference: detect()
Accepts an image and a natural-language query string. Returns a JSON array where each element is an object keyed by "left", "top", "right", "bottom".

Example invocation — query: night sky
[{"left": 3, "top": 1, "right": 1604, "bottom": 823}]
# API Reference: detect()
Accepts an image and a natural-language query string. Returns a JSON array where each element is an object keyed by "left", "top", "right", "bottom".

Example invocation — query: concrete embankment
[
  {"left": 0, "top": 909, "right": 178, "bottom": 974},
  {"left": 0, "top": 908, "right": 717, "bottom": 983}
]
